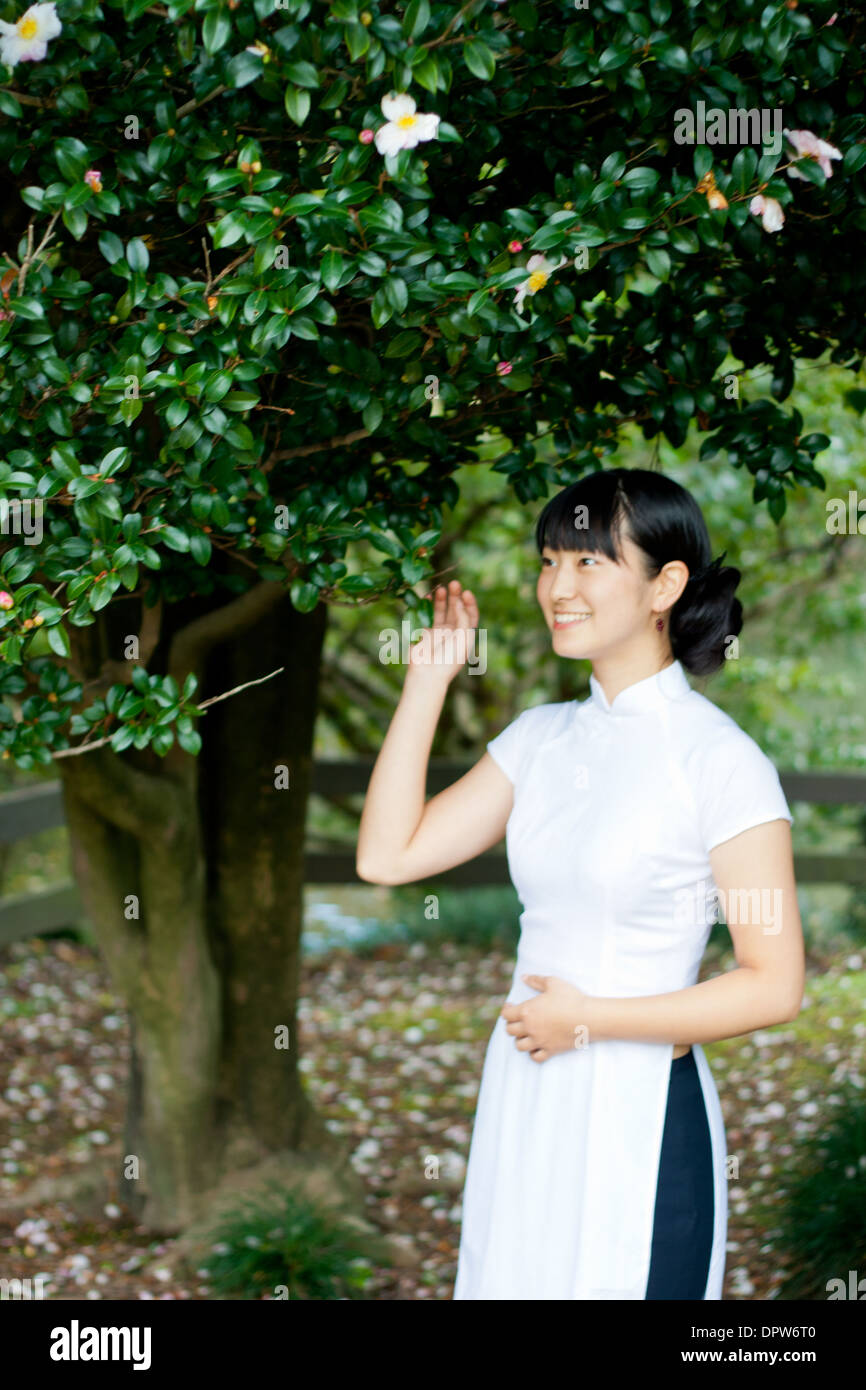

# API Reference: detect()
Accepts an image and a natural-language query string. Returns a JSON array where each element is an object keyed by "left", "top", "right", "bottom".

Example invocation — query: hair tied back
[{"left": 687, "top": 553, "right": 728, "bottom": 587}]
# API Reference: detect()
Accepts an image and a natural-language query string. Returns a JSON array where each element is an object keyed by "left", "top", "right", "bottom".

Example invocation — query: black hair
[{"left": 534, "top": 468, "right": 742, "bottom": 677}]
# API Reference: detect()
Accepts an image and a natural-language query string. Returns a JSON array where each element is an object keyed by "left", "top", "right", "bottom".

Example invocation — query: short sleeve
[
  {"left": 485, "top": 709, "right": 533, "bottom": 786},
  {"left": 695, "top": 729, "right": 794, "bottom": 854}
]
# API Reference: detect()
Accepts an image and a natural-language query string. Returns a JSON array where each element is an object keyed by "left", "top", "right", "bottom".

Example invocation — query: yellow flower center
[
  {"left": 18, "top": 15, "right": 38, "bottom": 36},
  {"left": 527, "top": 270, "right": 548, "bottom": 292},
  {"left": 396, "top": 113, "right": 417, "bottom": 129}
]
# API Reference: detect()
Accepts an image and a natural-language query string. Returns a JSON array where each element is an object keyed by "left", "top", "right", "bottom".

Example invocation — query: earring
[{"left": 655, "top": 617, "right": 664, "bottom": 631}]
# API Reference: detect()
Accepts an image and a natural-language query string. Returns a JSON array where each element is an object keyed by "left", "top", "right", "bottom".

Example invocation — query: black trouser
[{"left": 644, "top": 1048, "right": 716, "bottom": 1300}]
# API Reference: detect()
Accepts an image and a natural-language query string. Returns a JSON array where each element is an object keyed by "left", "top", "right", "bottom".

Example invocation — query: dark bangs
[
  {"left": 534, "top": 468, "right": 713, "bottom": 578},
  {"left": 534, "top": 470, "right": 633, "bottom": 562}
]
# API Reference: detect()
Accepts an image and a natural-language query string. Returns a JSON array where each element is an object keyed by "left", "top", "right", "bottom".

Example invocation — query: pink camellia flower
[
  {"left": 373, "top": 92, "right": 440, "bottom": 157},
  {"left": 749, "top": 194, "right": 785, "bottom": 233},
  {"left": 496, "top": 361, "right": 512, "bottom": 376},
  {"left": 0, "top": 2, "right": 61, "bottom": 66},
  {"left": 784, "top": 128, "right": 842, "bottom": 180},
  {"left": 84, "top": 169, "right": 102, "bottom": 193},
  {"left": 0, "top": 591, "right": 14, "bottom": 610},
  {"left": 359, "top": 128, "right": 374, "bottom": 144},
  {"left": 508, "top": 239, "right": 523, "bottom": 253}
]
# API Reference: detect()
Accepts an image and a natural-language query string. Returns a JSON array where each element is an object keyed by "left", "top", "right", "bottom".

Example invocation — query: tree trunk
[{"left": 57, "top": 586, "right": 349, "bottom": 1232}]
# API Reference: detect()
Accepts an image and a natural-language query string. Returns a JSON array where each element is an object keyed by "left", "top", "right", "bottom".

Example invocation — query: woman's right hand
[{"left": 406, "top": 580, "right": 479, "bottom": 687}]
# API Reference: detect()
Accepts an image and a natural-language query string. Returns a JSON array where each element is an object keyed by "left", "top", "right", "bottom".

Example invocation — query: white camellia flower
[
  {"left": 514, "top": 253, "right": 568, "bottom": 314},
  {"left": 0, "top": 2, "right": 62, "bottom": 66},
  {"left": 374, "top": 92, "right": 440, "bottom": 157},
  {"left": 749, "top": 194, "right": 785, "bottom": 233}
]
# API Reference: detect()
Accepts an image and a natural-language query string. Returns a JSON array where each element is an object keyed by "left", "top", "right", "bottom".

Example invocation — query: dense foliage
[{"left": 0, "top": 0, "right": 863, "bottom": 766}]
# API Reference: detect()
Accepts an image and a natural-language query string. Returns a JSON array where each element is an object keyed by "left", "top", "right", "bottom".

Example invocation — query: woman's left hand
[{"left": 500, "top": 974, "right": 595, "bottom": 1062}]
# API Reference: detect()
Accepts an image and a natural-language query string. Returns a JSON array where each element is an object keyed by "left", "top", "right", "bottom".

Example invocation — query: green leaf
[
  {"left": 384, "top": 330, "right": 423, "bottom": 357},
  {"left": 600, "top": 151, "right": 626, "bottom": 181},
  {"left": 646, "top": 247, "right": 670, "bottom": 281},
  {"left": 47, "top": 624, "right": 71, "bottom": 657},
  {"left": 147, "top": 134, "right": 174, "bottom": 173},
  {"left": 363, "top": 399, "right": 383, "bottom": 432},
  {"left": 54, "top": 138, "right": 90, "bottom": 183},
  {"left": 656, "top": 43, "right": 690, "bottom": 72},
  {"left": 598, "top": 45, "right": 632, "bottom": 72},
  {"left": 321, "top": 250, "right": 347, "bottom": 293},
  {"left": 0, "top": 90, "right": 23, "bottom": 118},
  {"left": 464, "top": 40, "right": 496, "bottom": 81},
  {"left": 189, "top": 533, "right": 212, "bottom": 565},
  {"left": 344, "top": 23, "right": 370, "bottom": 60},
  {"left": 285, "top": 60, "right": 319, "bottom": 88},
  {"left": 6, "top": 296, "right": 45, "bottom": 321},
  {"left": 412, "top": 54, "right": 440, "bottom": 93},
  {"left": 212, "top": 213, "right": 245, "bottom": 249},
  {"left": 110, "top": 724, "right": 137, "bottom": 752},
  {"left": 384, "top": 276, "right": 408, "bottom": 313},
  {"left": 226, "top": 50, "right": 263, "bottom": 88},
  {"left": 166, "top": 397, "right": 189, "bottom": 428},
  {"left": 731, "top": 147, "right": 758, "bottom": 193},
  {"left": 202, "top": 8, "right": 231, "bottom": 55},
  {"left": 126, "top": 237, "right": 150, "bottom": 271},
  {"left": 291, "top": 580, "right": 320, "bottom": 612},
  {"left": 288, "top": 316, "right": 319, "bottom": 340},
  {"left": 403, "top": 0, "right": 431, "bottom": 38},
  {"left": 799, "top": 433, "right": 830, "bottom": 453},
  {"left": 843, "top": 143, "right": 866, "bottom": 175},
  {"left": 98, "top": 231, "right": 124, "bottom": 264},
  {"left": 162, "top": 526, "right": 191, "bottom": 552},
  {"left": 284, "top": 86, "right": 311, "bottom": 126},
  {"left": 622, "top": 166, "right": 659, "bottom": 193},
  {"left": 177, "top": 725, "right": 202, "bottom": 756},
  {"left": 62, "top": 206, "right": 87, "bottom": 240}
]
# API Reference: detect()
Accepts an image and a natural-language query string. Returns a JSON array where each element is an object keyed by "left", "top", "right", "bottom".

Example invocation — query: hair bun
[{"left": 670, "top": 552, "right": 743, "bottom": 676}]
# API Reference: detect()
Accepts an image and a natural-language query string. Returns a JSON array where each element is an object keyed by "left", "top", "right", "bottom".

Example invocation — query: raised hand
[{"left": 407, "top": 579, "right": 480, "bottom": 686}]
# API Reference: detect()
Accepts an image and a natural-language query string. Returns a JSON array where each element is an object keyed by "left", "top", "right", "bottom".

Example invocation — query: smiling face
[{"left": 537, "top": 526, "right": 662, "bottom": 660}]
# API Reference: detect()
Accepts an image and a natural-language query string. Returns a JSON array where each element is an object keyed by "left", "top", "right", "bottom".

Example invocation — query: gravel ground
[{"left": 1, "top": 934, "right": 862, "bottom": 1300}]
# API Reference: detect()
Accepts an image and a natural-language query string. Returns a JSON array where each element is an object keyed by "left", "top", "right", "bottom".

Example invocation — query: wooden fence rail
[{"left": 1, "top": 764, "right": 865, "bottom": 947}]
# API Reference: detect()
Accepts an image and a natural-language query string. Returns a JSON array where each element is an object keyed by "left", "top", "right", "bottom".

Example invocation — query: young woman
[{"left": 356, "top": 468, "right": 805, "bottom": 1301}]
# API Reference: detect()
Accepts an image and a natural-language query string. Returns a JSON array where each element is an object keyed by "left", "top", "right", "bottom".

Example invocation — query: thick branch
[
  {"left": 167, "top": 578, "right": 288, "bottom": 686},
  {"left": 56, "top": 743, "right": 179, "bottom": 837},
  {"left": 263, "top": 426, "right": 371, "bottom": 470}
]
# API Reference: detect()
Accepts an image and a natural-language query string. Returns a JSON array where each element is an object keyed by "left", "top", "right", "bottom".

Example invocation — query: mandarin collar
[{"left": 588, "top": 659, "right": 691, "bottom": 718}]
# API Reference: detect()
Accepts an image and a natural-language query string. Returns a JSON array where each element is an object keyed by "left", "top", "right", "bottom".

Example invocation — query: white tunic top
[{"left": 453, "top": 659, "right": 793, "bottom": 1300}]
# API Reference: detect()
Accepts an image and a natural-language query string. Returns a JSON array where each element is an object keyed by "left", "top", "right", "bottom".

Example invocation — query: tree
[{"left": 0, "top": 0, "right": 863, "bottom": 1228}]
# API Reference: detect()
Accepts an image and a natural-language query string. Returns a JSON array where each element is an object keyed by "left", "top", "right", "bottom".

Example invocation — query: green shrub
[
  {"left": 197, "top": 1181, "right": 388, "bottom": 1300},
  {"left": 767, "top": 1085, "right": 866, "bottom": 1300}
]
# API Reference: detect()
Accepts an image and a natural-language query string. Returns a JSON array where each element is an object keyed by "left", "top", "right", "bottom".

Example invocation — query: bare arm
[
  {"left": 504, "top": 818, "right": 805, "bottom": 1059},
  {"left": 356, "top": 581, "right": 515, "bottom": 886},
  {"left": 579, "top": 819, "right": 804, "bottom": 1043}
]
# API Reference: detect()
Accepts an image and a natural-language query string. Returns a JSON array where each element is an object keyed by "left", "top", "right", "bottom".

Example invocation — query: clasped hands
[{"left": 500, "top": 974, "right": 593, "bottom": 1064}]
